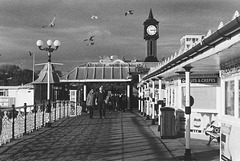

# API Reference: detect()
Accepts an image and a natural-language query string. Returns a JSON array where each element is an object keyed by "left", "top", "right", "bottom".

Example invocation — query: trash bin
[
  {"left": 160, "top": 107, "right": 176, "bottom": 139},
  {"left": 176, "top": 109, "right": 185, "bottom": 138},
  {"left": 0, "top": 107, "right": 2, "bottom": 135}
]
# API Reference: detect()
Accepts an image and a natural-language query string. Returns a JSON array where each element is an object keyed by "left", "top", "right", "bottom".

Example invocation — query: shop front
[
  {"left": 164, "top": 75, "right": 220, "bottom": 134},
  {"left": 219, "top": 59, "right": 240, "bottom": 161},
  {"left": 138, "top": 12, "right": 240, "bottom": 160}
]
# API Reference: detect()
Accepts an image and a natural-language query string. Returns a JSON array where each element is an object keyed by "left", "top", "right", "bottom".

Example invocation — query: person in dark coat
[
  {"left": 96, "top": 86, "right": 107, "bottom": 119},
  {"left": 86, "top": 88, "right": 95, "bottom": 118},
  {"left": 112, "top": 93, "right": 116, "bottom": 111},
  {"left": 121, "top": 94, "right": 127, "bottom": 112},
  {"left": 115, "top": 93, "right": 120, "bottom": 112},
  {"left": 107, "top": 93, "right": 114, "bottom": 113},
  {"left": 118, "top": 94, "right": 123, "bottom": 112}
]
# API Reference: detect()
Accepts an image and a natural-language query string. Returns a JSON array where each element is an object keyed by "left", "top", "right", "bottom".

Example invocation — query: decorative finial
[{"left": 148, "top": 8, "right": 154, "bottom": 19}]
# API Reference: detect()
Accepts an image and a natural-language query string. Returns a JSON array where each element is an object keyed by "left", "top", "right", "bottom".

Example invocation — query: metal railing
[{"left": 0, "top": 100, "right": 82, "bottom": 146}]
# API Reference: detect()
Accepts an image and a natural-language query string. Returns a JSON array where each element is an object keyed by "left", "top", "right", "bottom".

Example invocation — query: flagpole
[
  {"left": 33, "top": 52, "right": 35, "bottom": 82},
  {"left": 29, "top": 51, "right": 35, "bottom": 82}
]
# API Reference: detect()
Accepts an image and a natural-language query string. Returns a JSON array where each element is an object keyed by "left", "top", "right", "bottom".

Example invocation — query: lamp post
[
  {"left": 183, "top": 66, "right": 193, "bottom": 160},
  {"left": 36, "top": 39, "right": 61, "bottom": 127}
]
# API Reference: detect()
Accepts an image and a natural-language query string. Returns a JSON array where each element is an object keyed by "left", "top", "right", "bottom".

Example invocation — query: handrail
[{"left": 0, "top": 100, "right": 82, "bottom": 146}]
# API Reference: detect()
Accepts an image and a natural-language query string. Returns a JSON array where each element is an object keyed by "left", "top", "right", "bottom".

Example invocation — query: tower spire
[
  {"left": 148, "top": 8, "right": 154, "bottom": 19},
  {"left": 143, "top": 8, "right": 159, "bottom": 62}
]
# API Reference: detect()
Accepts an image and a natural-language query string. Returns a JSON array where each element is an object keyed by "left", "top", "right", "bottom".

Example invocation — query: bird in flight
[
  {"left": 87, "top": 42, "right": 94, "bottom": 46},
  {"left": 84, "top": 36, "right": 95, "bottom": 46},
  {"left": 42, "top": 15, "right": 56, "bottom": 28},
  {"left": 89, "top": 36, "right": 95, "bottom": 41},
  {"left": 91, "top": 15, "right": 98, "bottom": 20},
  {"left": 125, "top": 10, "right": 134, "bottom": 16},
  {"left": 84, "top": 36, "right": 95, "bottom": 42}
]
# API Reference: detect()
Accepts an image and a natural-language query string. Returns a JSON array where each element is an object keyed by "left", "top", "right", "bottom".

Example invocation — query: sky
[{"left": 0, "top": 0, "right": 240, "bottom": 74}]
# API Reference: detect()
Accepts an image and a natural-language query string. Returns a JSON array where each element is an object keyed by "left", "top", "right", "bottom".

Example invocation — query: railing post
[
  {"left": 59, "top": 101, "right": 61, "bottom": 119},
  {"left": 54, "top": 102, "right": 56, "bottom": 121},
  {"left": 42, "top": 102, "right": 45, "bottom": 127},
  {"left": 12, "top": 104, "right": 15, "bottom": 140},
  {"left": 67, "top": 101, "right": 69, "bottom": 117},
  {"left": 63, "top": 101, "right": 65, "bottom": 118},
  {"left": 24, "top": 103, "right": 27, "bottom": 134},
  {"left": 0, "top": 107, "right": 2, "bottom": 135},
  {"left": 34, "top": 102, "right": 37, "bottom": 130},
  {"left": 75, "top": 101, "right": 78, "bottom": 116}
]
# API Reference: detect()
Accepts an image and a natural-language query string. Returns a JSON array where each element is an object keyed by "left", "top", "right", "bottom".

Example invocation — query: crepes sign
[{"left": 181, "top": 77, "right": 217, "bottom": 84}]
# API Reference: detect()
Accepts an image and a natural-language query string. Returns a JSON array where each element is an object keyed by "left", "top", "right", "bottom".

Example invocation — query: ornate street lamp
[{"left": 36, "top": 39, "right": 61, "bottom": 127}]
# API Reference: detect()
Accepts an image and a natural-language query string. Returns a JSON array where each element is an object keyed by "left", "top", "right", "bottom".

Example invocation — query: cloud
[
  {"left": 87, "top": 29, "right": 111, "bottom": 37},
  {"left": 0, "top": 0, "right": 240, "bottom": 72}
]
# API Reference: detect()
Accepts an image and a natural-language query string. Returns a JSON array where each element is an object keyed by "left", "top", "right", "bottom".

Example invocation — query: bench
[{"left": 205, "top": 126, "right": 220, "bottom": 145}]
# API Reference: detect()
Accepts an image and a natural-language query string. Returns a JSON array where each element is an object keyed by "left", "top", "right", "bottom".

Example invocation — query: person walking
[
  {"left": 96, "top": 86, "right": 107, "bottom": 119},
  {"left": 121, "top": 94, "right": 126, "bottom": 112},
  {"left": 115, "top": 93, "right": 120, "bottom": 112},
  {"left": 86, "top": 88, "right": 95, "bottom": 118},
  {"left": 112, "top": 93, "right": 116, "bottom": 111},
  {"left": 108, "top": 93, "right": 114, "bottom": 113}
]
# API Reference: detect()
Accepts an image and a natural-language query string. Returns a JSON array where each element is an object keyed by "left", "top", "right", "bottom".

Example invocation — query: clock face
[{"left": 146, "top": 25, "right": 157, "bottom": 35}]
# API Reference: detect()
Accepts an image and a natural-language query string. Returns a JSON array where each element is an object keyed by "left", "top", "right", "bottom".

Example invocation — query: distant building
[
  {"left": 97, "top": 55, "right": 126, "bottom": 65},
  {"left": 0, "top": 85, "right": 34, "bottom": 108},
  {"left": 178, "top": 35, "right": 204, "bottom": 54}
]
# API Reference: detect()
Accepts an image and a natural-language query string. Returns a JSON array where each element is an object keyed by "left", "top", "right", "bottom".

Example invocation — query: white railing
[{"left": 0, "top": 100, "right": 82, "bottom": 146}]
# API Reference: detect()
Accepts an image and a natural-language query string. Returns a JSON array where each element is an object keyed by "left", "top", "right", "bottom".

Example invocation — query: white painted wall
[{"left": 0, "top": 85, "right": 34, "bottom": 108}]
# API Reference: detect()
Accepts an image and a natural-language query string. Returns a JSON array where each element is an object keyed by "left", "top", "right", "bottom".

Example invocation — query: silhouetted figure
[
  {"left": 96, "top": 86, "right": 107, "bottom": 119},
  {"left": 122, "top": 94, "right": 127, "bottom": 112},
  {"left": 86, "top": 88, "right": 95, "bottom": 118},
  {"left": 115, "top": 94, "right": 121, "bottom": 111}
]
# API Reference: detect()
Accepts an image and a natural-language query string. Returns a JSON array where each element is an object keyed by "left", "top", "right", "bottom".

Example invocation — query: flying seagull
[
  {"left": 87, "top": 42, "right": 94, "bottom": 46},
  {"left": 89, "top": 36, "right": 95, "bottom": 41},
  {"left": 42, "top": 15, "right": 56, "bottom": 28},
  {"left": 125, "top": 10, "right": 134, "bottom": 16},
  {"left": 91, "top": 15, "right": 98, "bottom": 20},
  {"left": 84, "top": 36, "right": 95, "bottom": 42}
]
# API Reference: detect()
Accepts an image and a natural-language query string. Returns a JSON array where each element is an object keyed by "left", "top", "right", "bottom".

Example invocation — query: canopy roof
[
  {"left": 32, "top": 63, "right": 60, "bottom": 84},
  {"left": 61, "top": 62, "right": 143, "bottom": 83}
]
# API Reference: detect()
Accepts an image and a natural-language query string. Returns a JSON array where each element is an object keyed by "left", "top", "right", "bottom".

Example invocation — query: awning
[
  {"left": 32, "top": 63, "right": 60, "bottom": 84},
  {"left": 60, "top": 63, "right": 142, "bottom": 83}
]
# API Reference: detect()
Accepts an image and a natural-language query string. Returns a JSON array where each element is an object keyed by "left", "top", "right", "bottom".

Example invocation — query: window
[
  {"left": 192, "top": 38, "right": 196, "bottom": 43},
  {"left": 239, "top": 80, "right": 240, "bottom": 118},
  {"left": 0, "top": 89, "right": 8, "bottom": 96},
  {"left": 225, "top": 81, "right": 234, "bottom": 116},
  {"left": 0, "top": 90, "right": 4, "bottom": 96},
  {"left": 171, "top": 88, "right": 175, "bottom": 107},
  {"left": 182, "top": 87, "right": 216, "bottom": 110}
]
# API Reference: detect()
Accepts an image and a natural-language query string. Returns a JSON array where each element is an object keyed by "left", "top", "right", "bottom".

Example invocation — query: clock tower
[{"left": 143, "top": 9, "right": 159, "bottom": 62}]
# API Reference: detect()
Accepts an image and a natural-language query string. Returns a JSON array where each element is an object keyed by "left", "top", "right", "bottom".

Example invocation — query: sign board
[
  {"left": 181, "top": 77, "right": 218, "bottom": 84},
  {"left": 182, "top": 95, "right": 194, "bottom": 106},
  {"left": 0, "top": 97, "right": 15, "bottom": 107}
]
